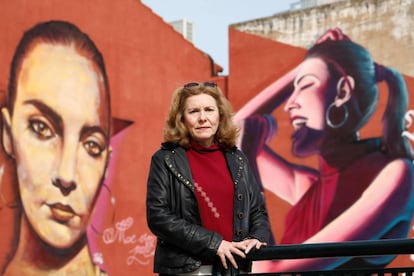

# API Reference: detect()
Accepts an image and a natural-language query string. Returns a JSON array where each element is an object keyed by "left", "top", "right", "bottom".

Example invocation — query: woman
[
  {"left": 1, "top": 20, "right": 111, "bottom": 275},
  {"left": 146, "top": 82, "right": 270, "bottom": 275},
  {"left": 235, "top": 28, "right": 414, "bottom": 272}
]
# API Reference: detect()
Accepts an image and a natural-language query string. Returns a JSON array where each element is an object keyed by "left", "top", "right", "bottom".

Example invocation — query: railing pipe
[{"left": 246, "top": 238, "right": 414, "bottom": 261}]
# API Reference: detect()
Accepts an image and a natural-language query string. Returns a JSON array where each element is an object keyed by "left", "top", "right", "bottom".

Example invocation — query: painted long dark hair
[{"left": 307, "top": 39, "right": 412, "bottom": 159}]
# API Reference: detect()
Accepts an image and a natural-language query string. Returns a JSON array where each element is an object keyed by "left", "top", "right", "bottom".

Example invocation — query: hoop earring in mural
[
  {"left": 90, "top": 183, "right": 116, "bottom": 235},
  {"left": 326, "top": 102, "right": 348, "bottom": 128}
]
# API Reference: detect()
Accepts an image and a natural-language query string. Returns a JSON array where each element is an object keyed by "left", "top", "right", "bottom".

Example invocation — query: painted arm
[
  {"left": 253, "top": 158, "right": 414, "bottom": 272},
  {"left": 234, "top": 67, "right": 299, "bottom": 124},
  {"left": 257, "top": 147, "right": 316, "bottom": 205},
  {"left": 235, "top": 67, "right": 316, "bottom": 204}
]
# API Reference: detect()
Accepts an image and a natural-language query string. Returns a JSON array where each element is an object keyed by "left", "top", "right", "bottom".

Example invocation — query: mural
[
  {"left": 0, "top": 1, "right": 413, "bottom": 275},
  {"left": 0, "top": 20, "right": 115, "bottom": 275},
  {"left": 235, "top": 28, "right": 414, "bottom": 272}
]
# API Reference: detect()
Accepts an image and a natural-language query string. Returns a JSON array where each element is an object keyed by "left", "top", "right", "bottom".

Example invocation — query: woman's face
[
  {"left": 4, "top": 43, "right": 110, "bottom": 249},
  {"left": 284, "top": 57, "right": 332, "bottom": 155},
  {"left": 285, "top": 57, "right": 331, "bottom": 130},
  {"left": 183, "top": 93, "right": 219, "bottom": 147}
]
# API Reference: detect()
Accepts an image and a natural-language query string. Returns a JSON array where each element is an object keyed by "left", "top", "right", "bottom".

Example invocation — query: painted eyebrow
[
  {"left": 24, "top": 99, "right": 63, "bottom": 137},
  {"left": 79, "top": 125, "right": 109, "bottom": 146},
  {"left": 23, "top": 99, "right": 109, "bottom": 143},
  {"left": 294, "top": 73, "right": 320, "bottom": 87}
]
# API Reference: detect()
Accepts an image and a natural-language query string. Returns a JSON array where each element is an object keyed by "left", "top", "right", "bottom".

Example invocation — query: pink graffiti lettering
[
  {"left": 101, "top": 216, "right": 156, "bottom": 266},
  {"left": 126, "top": 234, "right": 156, "bottom": 266},
  {"left": 102, "top": 216, "right": 136, "bottom": 244}
]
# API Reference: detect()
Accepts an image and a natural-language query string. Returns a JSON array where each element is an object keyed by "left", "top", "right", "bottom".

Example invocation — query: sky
[{"left": 140, "top": 0, "right": 298, "bottom": 75}]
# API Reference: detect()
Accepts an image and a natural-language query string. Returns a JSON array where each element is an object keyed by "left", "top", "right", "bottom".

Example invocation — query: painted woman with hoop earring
[{"left": 234, "top": 28, "right": 414, "bottom": 272}]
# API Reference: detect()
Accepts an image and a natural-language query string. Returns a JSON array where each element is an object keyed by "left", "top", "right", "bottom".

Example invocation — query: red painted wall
[{"left": 0, "top": 1, "right": 225, "bottom": 275}]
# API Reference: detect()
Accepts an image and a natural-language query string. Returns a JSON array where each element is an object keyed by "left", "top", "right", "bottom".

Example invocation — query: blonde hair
[{"left": 163, "top": 82, "right": 239, "bottom": 150}]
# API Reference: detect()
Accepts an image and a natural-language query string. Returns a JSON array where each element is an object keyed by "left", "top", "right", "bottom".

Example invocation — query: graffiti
[
  {"left": 102, "top": 216, "right": 156, "bottom": 266},
  {"left": 0, "top": 20, "right": 114, "bottom": 275},
  {"left": 103, "top": 216, "right": 137, "bottom": 244},
  {"left": 127, "top": 234, "right": 156, "bottom": 266}
]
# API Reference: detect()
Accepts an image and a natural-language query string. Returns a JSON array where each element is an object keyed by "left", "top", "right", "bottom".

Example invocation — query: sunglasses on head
[{"left": 183, "top": 81, "right": 217, "bottom": 88}]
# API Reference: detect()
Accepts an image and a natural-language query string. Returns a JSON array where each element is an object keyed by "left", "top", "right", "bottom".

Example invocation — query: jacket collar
[
  {"left": 162, "top": 142, "right": 243, "bottom": 187},
  {"left": 224, "top": 150, "right": 243, "bottom": 186},
  {"left": 163, "top": 144, "right": 194, "bottom": 190}
]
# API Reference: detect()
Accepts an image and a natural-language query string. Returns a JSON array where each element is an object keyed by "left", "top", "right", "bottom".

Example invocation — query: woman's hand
[
  {"left": 315, "top": 27, "right": 350, "bottom": 44},
  {"left": 239, "top": 238, "right": 268, "bottom": 254},
  {"left": 216, "top": 240, "right": 246, "bottom": 269},
  {"left": 240, "top": 114, "right": 277, "bottom": 161},
  {"left": 216, "top": 239, "right": 267, "bottom": 269}
]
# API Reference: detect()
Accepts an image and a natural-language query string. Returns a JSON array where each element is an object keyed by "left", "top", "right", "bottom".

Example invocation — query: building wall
[
  {"left": 232, "top": 0, "right": 414, "bottom": 76},
  {"left": 228, "top": 26, "right": 414, "bottom": 271},
  {"left": 169, "top": 19, "right": 194, "bottom": 42},
  {"left": 0, "top": 1, "right": 225, "bottom": 275},
  {"left": 0, "top": 0, "right": 413, "bottom": 275}
]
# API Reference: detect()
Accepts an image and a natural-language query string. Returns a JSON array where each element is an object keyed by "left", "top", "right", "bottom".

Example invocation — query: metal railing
[{"left": 237, "top": 238, "right": 414, "bottom": 275}]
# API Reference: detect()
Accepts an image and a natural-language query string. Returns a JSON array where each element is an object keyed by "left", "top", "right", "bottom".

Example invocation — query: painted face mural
[
  {"left": 0, "top": 20, "right": 113, "bottom": 275},
  {"left": 284, "top": 57, "right": 331, "bottom": 156},
  {"left": 4, "top": 42, "right": 109, "bottom": 248},
  {"left": 285, "top": 57, "right": 330, "bottom": 131},
  {"left": 235, "top": 28, "right": 414, "bottom": 273}
]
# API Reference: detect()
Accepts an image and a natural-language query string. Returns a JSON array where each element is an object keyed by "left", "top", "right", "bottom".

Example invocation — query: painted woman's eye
[
  {"left": 29, "top": 119, "right": 54, "bottom": 139},
  {"left": 299, "top": 82, "right": 314, "bottom": 91},
  {"left": 84, "top": 140, "right": 105, "bottom": 157}
]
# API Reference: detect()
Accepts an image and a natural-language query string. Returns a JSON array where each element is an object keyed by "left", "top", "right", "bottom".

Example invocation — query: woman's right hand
[
  {"left": 315, "top": 27, "right": 350, "bottom": 44},
  {"left": 216, "top": 240, "right": 246, "bottom": 270},
  {"left": 240, "top": 114, "right": 277, "bottom": 156}
]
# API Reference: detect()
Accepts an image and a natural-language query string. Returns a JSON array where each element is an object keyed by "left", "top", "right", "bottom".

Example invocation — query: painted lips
[
  {"left": 48, "top": 203, "right": 76, "bottom": 223},
  {"left": 291, "top": 116, "right": 307, "bottom": 130}
]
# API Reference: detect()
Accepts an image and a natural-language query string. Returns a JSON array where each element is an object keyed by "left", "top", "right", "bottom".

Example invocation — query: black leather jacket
[{"left": 146, "top": 142, "right": 270, "bottom": 275}]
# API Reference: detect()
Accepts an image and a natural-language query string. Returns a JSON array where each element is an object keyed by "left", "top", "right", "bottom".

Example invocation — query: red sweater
[{"left": 187, "top": 143, "right": 234, "bottom": 241}]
